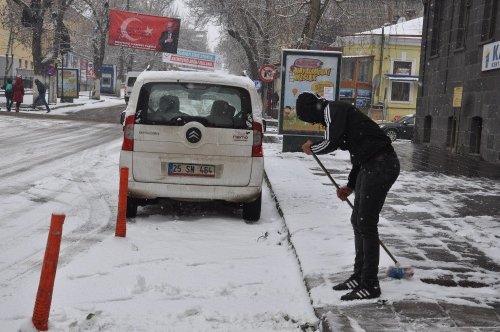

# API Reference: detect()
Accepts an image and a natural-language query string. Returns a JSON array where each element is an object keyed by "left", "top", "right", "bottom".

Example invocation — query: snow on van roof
[{"left": 136, "top": 71, "right": 255, "bottom": 90}]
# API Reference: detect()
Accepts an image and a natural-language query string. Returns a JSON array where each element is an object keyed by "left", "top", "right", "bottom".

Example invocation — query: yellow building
[
  {"left": 0, "top": 0, "right": 34, "bottom": 81},
  {"left": 335, "top": 17, "right": 423, "bottom": 121}
]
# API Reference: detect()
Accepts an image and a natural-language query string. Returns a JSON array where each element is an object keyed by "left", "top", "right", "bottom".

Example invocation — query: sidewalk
[{"left": 263, "top": 138, "right": 500, "bottom": 331}]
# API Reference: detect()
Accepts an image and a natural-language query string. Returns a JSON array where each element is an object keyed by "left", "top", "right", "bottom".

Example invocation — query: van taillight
[
  {"left": 122, "top": 115, "right": 135, "bottom": 151},
  {"left": 252, "top": 121, "right": 263, "bottom": 157}
]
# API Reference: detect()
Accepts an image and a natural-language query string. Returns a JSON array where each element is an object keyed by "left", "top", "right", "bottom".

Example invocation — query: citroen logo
[{"left": 186, "top": 127, "right": 202, "bottom": 143}]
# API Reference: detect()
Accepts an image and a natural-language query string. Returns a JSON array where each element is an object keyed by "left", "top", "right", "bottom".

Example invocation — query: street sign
[
  {"left": 253, "top": 80, "right": 262, "bottom": 90},
  {"left": 46, "top": 64, "right": 56, "bottom": 77},
  {"left": 258, "top": 64, "right": 275, "bottom": 83}
]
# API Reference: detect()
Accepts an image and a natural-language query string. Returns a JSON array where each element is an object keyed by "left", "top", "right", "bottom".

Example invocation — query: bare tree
[{"left": 76, "top": 0, "right": 110, "bottom": 99}]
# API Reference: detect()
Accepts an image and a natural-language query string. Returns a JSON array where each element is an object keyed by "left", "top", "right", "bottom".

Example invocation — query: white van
[
  {"left": 124, "top": 71, "right": 141, "bottom": 104},
  {"left": 119, "top": 71, "right": 264, "bottom": 222}
]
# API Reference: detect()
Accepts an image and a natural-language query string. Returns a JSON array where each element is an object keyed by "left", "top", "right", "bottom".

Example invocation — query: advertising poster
[
  {"left": 57, "top": 68, "right": 79, "bottom": 98},
  {"left": 162, "top": 48, "right": 223, "bottom": 70},
  {"left": 279, "top": 49, "right": 341, "bottom": 135},
  {"left": 108, "top": 9, "right": 181, "bottom": 53}
]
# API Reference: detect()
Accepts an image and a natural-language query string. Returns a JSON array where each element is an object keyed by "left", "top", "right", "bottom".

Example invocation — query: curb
[{"left": 263, "top": 171, "right": 325, "bottom": 331}]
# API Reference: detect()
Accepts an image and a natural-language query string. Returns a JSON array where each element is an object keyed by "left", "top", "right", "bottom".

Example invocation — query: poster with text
[
  {"left": 57, "top": 68, "right": 79, "bottom": 98},
  {"left": 279, "top": 49, "right": 341, "bottom": 135},
  {"left": 108, "top": 9, "right": 181, "bottom": 53}
]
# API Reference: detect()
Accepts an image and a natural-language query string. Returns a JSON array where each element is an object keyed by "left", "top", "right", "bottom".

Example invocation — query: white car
[{"left": 119, "top": 71, "right": 264, "bottom": 222}]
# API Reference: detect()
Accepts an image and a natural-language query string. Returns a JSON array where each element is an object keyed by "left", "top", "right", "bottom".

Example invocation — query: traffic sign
[{"left": 258, "top": 64, "right": 275, "bottom": 83}]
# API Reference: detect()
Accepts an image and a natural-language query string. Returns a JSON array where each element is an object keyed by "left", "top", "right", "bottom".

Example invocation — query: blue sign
[{"left": 254, "top": 80, "right": 262, "bottom": 90}]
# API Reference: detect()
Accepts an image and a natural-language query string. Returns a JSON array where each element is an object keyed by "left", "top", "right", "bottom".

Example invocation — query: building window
[
  {"left": 19, "top": 59, "right": 22, "bottom": 68},
  {"left": 342, "top": 58, "right": 354, "bottom": 81},
  {"left": 456, "top": 0, "right": 471, "bottom": 49},
  {"left": 470, "top": 117, "right": 482, "bottom": 154},
  {"left": 481, "top": 0, "right": 498, "bottom": 41},
  {"left": 393, "top": 61, "right": 413, "bottom": 75},
  {"left": 430, "top": 0, "right": 443, "bottom": 56},
  {"left": 423, "top": 115, "right": 432, "bottom": 143},
  {"left": 357, "top": 58, "right": 372, "bottom": 82},
  {"left": 390, "top": 81, "right": 411, "bottom": 102}
]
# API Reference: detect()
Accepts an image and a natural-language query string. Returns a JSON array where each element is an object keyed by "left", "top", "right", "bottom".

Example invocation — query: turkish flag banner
[{"left": 108, "top": 9, "right": 181, "bottom": 53}]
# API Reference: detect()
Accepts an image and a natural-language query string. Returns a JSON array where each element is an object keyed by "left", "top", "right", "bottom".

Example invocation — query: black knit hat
[{"left": 296, "top": 92, "right": 326, "bottom": 124}]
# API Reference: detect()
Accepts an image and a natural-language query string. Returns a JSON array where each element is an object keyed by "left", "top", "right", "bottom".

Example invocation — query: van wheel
[
  {"left": 242, "top": 193, "right": 261, "bottom": 223},
  {"left": 126, "top": 197, "right": 138, "bottom": 218}
]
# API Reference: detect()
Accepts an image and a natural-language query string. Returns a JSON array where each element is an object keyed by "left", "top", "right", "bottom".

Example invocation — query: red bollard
[
  {"left": 32, "top": 213, "right": 65, "bottom": 331},
  {"left": 115, "top": 167, "right": 128, "bottom": 237}
]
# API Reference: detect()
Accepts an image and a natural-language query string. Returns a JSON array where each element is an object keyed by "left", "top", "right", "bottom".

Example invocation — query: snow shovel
[{"left": 311, "top": 152, "right": 414, "bottom": 280}]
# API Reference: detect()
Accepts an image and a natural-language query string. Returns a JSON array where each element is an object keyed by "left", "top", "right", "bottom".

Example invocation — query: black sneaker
[
  {"left": 340, "top": 284, "right": 381, "bottom": 301},
  {"left": 332, "top": 274, "right": 360, "bottom": 291}
]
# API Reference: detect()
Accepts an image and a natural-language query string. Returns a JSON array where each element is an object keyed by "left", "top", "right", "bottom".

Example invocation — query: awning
[{"left": 384, "top": 74, "right": 419, "bottom": 81}]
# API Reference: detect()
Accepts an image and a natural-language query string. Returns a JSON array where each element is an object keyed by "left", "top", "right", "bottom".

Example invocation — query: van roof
[{"left": 135, "top": 71, "right": 255, "bottom": 91}]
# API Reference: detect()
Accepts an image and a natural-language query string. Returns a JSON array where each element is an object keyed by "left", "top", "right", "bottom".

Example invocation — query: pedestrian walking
[
  {"left": 296, "top": 92, "right": 400, "bottom": 301},
  {"left": 1, "top": 78, "right": 14, "bottom": 112},
  {"left": 12, "top": 76, "right": 25, "bottom": 113},
  {"left": 32, "top": 79, "right": 50, "bottom": 113}
]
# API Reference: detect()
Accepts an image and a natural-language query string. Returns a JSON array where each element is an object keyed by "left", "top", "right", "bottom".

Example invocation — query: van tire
[
  {"left": 126, "top": 197, "right": 138, "bottom": 218},
  {"left": 242, "top": 193, "right": 261, "bottom": 223}
]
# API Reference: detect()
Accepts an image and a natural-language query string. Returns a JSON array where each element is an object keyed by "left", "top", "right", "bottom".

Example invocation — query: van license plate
[{"left": 168, "top": 163, "right": 216, "bottom": 177}]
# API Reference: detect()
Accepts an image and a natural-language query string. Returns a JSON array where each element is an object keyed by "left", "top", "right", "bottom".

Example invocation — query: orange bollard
[
  {"left": 115, "top": 167, "right": 128, "bottom": 237},
  {"left": 32, "top": 213, "right": 65, "bottom": 331}
]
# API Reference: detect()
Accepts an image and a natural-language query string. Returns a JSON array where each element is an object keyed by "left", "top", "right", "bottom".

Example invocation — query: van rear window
[{"left": 135, "top": 82, "right": 253, "bottom": 129}]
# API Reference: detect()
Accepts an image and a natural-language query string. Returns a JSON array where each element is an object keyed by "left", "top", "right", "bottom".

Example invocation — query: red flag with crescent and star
[{"left": 108, "top": 9, "right": 181, "bottom": 53}]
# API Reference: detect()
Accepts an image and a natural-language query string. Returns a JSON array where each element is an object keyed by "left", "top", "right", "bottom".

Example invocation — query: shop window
[
  {"left": 481, "top": 0, "right": 498, "bottom": 41},
  {"left": 430, "top": 0, "right": 443, "bottom": 56},
  {"left": 423, "top": 115, "right": 432, "bottom": 143},
  {"left": 469, "top": 117, "right": 482, "bottom": 154},
  {"left": 390, "top": 82, "right": 411, "bottom": 102},
  {"left": 357, "top": 58, "right": 372, "bottom": 82},
  {"left": 456, "top": 0, "right": 471, "bottom": 49},
  {"left": 342, "top": 58, "right": 354, "bottom": 81}
]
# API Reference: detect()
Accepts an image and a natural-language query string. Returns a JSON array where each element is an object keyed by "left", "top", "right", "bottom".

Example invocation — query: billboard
[
  {"left": 162, "top": 49, "right": 223, "bottom": 70},
  {"left": 57, "top": 68, "right": 79, "bottom": 99},
  {"left": 108, "top": 9, "right": 181, "bottom": 53},
  {"left": 279, "top": 49, "right": 341, "bottom": 135}
]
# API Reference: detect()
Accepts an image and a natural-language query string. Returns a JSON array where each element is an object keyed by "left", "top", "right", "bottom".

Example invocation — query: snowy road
[{"left": 0, "top": 117, "right": 317, "bottom": 331}]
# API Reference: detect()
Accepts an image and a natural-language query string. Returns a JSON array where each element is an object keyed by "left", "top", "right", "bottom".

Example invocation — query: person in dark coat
[
  {"left": 1, "top": 78, "right": 14, "bottom": 111},
  {"left": 12, "top": 76, "right": 25, "bottom": 112},
  {"left": 296, "top": 91, "right": 400, "bottom": 301},
  {"left": 32, "top": 79, "right": 50, "bottom": 113}
]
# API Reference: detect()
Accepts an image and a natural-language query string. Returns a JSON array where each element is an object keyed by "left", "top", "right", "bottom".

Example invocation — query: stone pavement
[{"left": 264, "top": 138, "right": 500, "bottom": 332}]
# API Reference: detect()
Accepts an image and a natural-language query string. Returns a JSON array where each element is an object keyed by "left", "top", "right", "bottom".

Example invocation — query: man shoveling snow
[{"left": 296, "top": 92, "right": 402, "bottom": 301}]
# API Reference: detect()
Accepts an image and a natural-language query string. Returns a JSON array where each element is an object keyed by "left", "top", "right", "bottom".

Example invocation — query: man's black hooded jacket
[{"left": 305, "top": 100, "right": 393, "bottom": 189}]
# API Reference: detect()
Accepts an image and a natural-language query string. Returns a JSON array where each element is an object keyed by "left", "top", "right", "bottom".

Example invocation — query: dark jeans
[
  {"left": 351, "top": 150, "right": 400, "bottom": 286},
  {"left": 6, "top": 96, "right": 13, "bottom": 111},
  {"left": 33, "top": 94, "right": 50, "bottom": 111}
]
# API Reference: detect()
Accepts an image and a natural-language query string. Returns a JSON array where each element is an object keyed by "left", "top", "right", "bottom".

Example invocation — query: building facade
[
  {"left": 336, "top": 18, "right": 423, "bottom": 121},
  {"left": 417, "top": 0, "right": 500, "bottom": 164}
]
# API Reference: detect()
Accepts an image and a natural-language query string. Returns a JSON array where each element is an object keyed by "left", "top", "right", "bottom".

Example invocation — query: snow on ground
[
  {"left": 0, "top": 117, "right": 317, "bottom": 331},
  {"left": 264, "top": 140, "right": 500, "bottom": 310},
  {"left": 1, "top": 103, "right": 499, "bottom": 330}
]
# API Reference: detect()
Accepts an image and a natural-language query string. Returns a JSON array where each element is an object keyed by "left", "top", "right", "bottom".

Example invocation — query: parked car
[
  {"left": 379, "top": 114, "right": 415, "bottom": 141},
  {"left": 124, "top": 71, "right": 141, "bottom": 104},
  {"left": 119, "top": 71, "right": 264, "bottom": 222}
]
